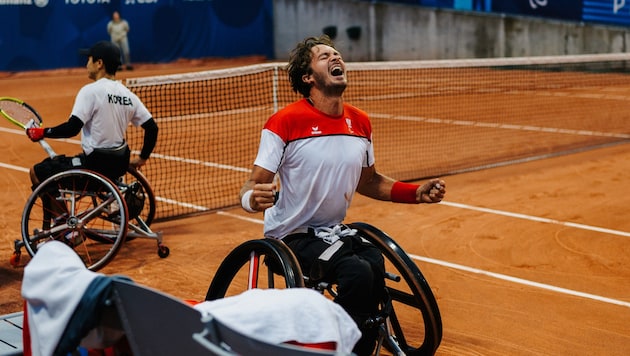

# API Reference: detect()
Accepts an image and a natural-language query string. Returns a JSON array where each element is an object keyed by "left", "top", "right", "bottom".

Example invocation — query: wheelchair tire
[
  {"left": 348, "top": 222, "right": 443, "bottom": 356},
  {"left": 21, "top": 169, "right": 129, "bottom": 271},
  {"left": 205, "top": 238, "right": 304, "bottom": 301}
]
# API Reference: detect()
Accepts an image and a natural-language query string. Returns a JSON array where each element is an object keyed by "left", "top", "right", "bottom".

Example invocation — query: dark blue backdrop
[
  {"left": 0, "top": 0, "right": 273, "bottom": 71},
  {"left": 3, "top": 0, "right": 630, "bottom": 71}
]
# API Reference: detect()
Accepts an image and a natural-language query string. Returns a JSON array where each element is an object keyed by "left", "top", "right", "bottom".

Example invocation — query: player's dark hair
[
  {"left": 103, "top": 62, "right": 118, "bottom": 75},
  {"left": 286, "top": 35, "right": 336, "bottom": 97}
]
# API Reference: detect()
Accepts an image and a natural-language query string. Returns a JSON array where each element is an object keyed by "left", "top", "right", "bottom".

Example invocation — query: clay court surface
[{"left": 1, "top": 58, "right": 629, "bottom": 355}]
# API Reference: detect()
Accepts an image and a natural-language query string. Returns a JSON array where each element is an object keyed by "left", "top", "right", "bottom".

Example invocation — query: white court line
[
  {"left": 0, "top": 126, "right": 81, "bottom": 145},
  {"left": 0, "top": 162, "right": 28, "bottom": 173},
  {"left": 440, "top": 201, "right": 630, "bottom": 237},
  {"left": 0, "top": 125, "right": 249, "bottom": 173},
  {"left": 0, "top": 161, "right": 204, "bottom": 212},
  {"left": 216, "top": 209, "right": 630, "bottom": 309},
  {"left": 156, "top": 196, "right": 210, "bottom": 212},
  {"left": 370, "top": 113, "right": 630, "bottom": 139},
  {"left": 413, "top": 254, "right": 630, "bottom": 308}
]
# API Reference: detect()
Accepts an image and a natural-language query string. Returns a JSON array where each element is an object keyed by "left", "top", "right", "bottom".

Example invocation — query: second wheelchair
[{"left": 10, "top": 166, "right": 169, "bottom": 271}]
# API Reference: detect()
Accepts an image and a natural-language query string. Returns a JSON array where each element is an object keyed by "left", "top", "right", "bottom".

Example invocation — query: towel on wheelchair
[
  {"left": 21, "top": 241, "right": 360, "bottom": 355},
  {"left": 194, "top": 288, "right": 360, "bottom": 354}
]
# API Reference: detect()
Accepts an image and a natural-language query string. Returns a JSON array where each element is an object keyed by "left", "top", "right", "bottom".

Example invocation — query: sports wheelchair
[
  {"left": 10, "top": 166, "right": 169, "bottom": 271},
  {"left": 205, "top": 222, "right": 443, "bottom": 356}
]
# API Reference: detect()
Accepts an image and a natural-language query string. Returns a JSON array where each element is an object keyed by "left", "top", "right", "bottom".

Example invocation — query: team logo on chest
[{"left": 309, "top": 117, "right": 354, "bottom": 136}]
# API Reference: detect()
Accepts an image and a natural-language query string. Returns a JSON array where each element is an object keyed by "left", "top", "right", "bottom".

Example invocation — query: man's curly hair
[{"left": 286, "top": 35, "right": 336, "bottom": 98}]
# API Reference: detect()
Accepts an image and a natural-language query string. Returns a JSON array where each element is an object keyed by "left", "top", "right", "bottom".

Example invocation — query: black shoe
[
  {"left": 126, "top": 65, "right": 134, "bottom": 70},
  {"left": 353, "top": 327, "right": 378, "bottom": 356}
]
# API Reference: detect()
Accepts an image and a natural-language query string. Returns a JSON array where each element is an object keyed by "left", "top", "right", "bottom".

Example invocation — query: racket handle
[{"left": 39, "top": 139, "right": 57, "bottom": 158}]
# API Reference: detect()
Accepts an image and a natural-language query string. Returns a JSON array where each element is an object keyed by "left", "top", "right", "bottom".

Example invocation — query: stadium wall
[{"left": 273, "top": 0, "right": 630, "bottom": 61}]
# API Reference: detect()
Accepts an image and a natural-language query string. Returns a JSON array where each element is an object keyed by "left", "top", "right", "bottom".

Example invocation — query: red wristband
[{"left": 391, "top": 181, "right": 420, "bottom": 204}]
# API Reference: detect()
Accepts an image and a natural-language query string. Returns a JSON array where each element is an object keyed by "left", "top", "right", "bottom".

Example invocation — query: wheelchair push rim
[
  {"left": 205, "top": 238, "right": 304, "bottom": 301},
  {"left": 348, "top": 222, "right": 443, "bottom": 356},
  {"left": 21, "top": 169, "right": 129, "bottom": 271}
]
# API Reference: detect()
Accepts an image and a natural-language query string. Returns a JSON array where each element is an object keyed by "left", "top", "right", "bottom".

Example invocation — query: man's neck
[
  {"left": 94, "top": 72, "right": 116, "bottom": 81},
  {"left": 308, "top": 92, "right": 344, "bottom": 116}
]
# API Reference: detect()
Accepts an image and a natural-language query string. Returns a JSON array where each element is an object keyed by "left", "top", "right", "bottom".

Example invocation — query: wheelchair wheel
[
  {"left": 205, "top": 238, "right": 304, "bottom": 301},
  {"left": 117, "top": 167, "right": 156, "bottom": 241},
  {"left": 21, "top": 169, "right": 129, "bottom": 271},
  {"left": 348, "top": 222, "right": 443, "bottom": 356}
]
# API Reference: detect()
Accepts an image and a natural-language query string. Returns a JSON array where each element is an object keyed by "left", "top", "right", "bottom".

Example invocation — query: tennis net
[{"left": 125, "top": 53, "right": 630, "bottom": 221}]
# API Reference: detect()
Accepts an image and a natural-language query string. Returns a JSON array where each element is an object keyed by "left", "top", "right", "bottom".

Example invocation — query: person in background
[
  {"left": 107, "top": 11, "right": 133, "bottom": 70},
  {"left": 26, "top": 40, "right": 158, "bottom": 188},
  {"left": 239, "top": 35, "right": 446, "bottom": 355}
]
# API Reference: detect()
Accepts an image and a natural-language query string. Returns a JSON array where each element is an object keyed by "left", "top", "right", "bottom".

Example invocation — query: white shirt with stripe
[{"left": 254, "top": 98, "right": 375, "bottom": 239}]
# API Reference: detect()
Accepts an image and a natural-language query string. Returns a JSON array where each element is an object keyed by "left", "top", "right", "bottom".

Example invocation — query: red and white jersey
[
  {"left": 254, "top": 98, "right": 375, "bottom": 239},
  {"left": 71, "top": 78, "right": 152, "bottom": 155}
]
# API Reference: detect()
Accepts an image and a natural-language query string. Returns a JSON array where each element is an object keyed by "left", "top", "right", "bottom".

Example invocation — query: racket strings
[{"left": 0, "top": 100, "right": 40, "bottom": 127}]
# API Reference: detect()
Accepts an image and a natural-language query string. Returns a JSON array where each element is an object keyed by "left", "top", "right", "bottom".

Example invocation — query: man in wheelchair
[
  {"left": 25, "top": 40, "right": 158, "bottom": 188},
  {"left": 239, "top": 35, "right": 446, "bottom": 355}
]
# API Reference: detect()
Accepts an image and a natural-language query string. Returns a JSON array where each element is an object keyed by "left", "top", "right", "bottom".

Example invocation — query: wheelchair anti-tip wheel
[
  {"left": 205, "top": 238, "right": 304, "bottom": 301},
  {"left": 20, "top": 169, "right": 129, "bottom": 271},
  {"left": 98, "top": 167, "right": 169, "bottom": 259}
]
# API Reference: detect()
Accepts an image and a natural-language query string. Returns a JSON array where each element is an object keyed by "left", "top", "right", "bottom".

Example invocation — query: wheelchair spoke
[{"left": 21, "top": 170, "right": 128, "bottom": 271}]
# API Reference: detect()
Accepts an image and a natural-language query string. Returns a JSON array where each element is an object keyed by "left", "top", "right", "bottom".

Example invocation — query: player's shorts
[
  {"left": 33, "top": 143, "right": 130, "bottom": 189},
  {"left": 33, "top": 154, "right": 83, "bottom": 189}
]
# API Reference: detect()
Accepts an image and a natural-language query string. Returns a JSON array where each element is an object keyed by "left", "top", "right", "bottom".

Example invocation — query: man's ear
[{"left": 302, "top": 73, "right": 313, "bottom": 85}]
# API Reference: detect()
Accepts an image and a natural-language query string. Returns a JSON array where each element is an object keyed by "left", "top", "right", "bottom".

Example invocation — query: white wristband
[{"left": 241, "top": 189, "right": 257, "bottom": 213}]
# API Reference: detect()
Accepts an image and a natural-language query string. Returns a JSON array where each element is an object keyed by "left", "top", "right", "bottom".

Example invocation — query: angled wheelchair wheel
[
  {"left": 205, "top": 238, "right": 305, "bottom": 301},
  {"left": 119, "top": 168, "right": 155, "bottom": 226},
  {"left": 21, "top": 169, "right": 129, "bottom": 271},
  {"left": 117, "top": 167, "right": 156, "bottom": 241},
  {"left": 348, "top": 222, "right": 443, "bottom": 356}
]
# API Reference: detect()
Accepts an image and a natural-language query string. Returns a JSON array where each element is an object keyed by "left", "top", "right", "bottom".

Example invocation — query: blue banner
[
  {"left": 0, "top": 0, "right": 273, "bottom": 71},
  {"left": 491, "top": 0, "right": 582, "bottom": 21},
  {"left": 583, "top": 0, "right": 630, "bottom": 26}
]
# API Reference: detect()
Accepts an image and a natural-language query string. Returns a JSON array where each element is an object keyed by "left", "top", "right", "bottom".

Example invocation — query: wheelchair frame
[
  {"left": 205, "top": 222, "right": 443, "bottom": 356},
  {"left": 10, "top": 167, "right": 169, "bottom": 271}
]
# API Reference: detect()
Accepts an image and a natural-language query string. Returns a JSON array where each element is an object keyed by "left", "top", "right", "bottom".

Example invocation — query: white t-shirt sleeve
[
  {"left": 253, "top": 128, "right": 285, "bottom": 173},
  {"left": 71, "top": 86, "right": 94, "bottom": 124},
  {"left": 129, "top": 91, "right": 152, "bottom": 127}
]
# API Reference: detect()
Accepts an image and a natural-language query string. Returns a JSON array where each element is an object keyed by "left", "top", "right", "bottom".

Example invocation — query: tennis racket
[{"left": 0, "top": 97, "right": 57, "bottom": 158}]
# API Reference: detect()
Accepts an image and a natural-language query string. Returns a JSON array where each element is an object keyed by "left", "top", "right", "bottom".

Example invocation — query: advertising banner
[{"left": 0, "top": 0, "right": 273, "bottom": 71}]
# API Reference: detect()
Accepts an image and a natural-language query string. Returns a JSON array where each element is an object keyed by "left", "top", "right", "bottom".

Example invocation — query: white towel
[
  {"left": 21, "top": 241, "right": 102, "bottom": 356},
  {"left": 194, "top": 288, "right": 361, "bottom": 355}
]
